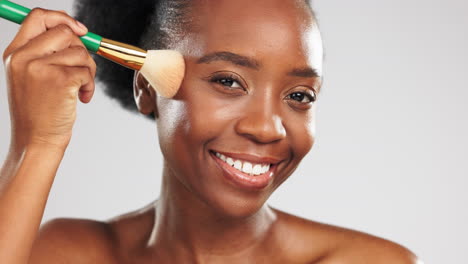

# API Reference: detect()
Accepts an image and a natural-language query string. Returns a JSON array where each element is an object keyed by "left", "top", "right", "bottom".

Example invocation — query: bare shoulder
[
  {"left": 271, "top": 207, "right": 423, "bottom": 264},
  {"left": 29, "top": 202, "right": 155, "bottom": 264},
  {"left": 29, "top": 217, "right": 118, "bottom": 264}
]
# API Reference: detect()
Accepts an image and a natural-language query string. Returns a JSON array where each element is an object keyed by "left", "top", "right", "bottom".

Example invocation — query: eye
[
  {"left": 206, "top": 72, "right": 248, "bottom": 96},
  {"left": 211, "top": 75, "right": 242, "bottom": 88},
  {"left": 216, "top": 78, "right": 241, "bottom": 88},
  {"left": 287, "top": 91, "right": 316, "bottom": 104}
]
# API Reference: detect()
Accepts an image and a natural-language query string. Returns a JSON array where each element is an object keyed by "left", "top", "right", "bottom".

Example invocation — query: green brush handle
[{"left": 0, "top": 0, "right": 102, "bottom": 52}]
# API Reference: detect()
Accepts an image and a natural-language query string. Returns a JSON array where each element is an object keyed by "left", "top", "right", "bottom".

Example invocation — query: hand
[{"left": 2, "top": 8, "right": 97, "bottom": 151}]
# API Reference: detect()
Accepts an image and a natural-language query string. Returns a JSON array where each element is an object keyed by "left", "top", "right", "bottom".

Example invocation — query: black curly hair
[
  {"left": 73, "top": 0, "right": 191, "bottom": 121},
  {"left": 73, "top": 0, "right": 315, "bottom": 122}
]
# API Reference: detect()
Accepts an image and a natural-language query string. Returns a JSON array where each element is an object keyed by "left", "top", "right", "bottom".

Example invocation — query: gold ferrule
[{"left": 96, "top": 38, "right": 147, "bottom": 70}]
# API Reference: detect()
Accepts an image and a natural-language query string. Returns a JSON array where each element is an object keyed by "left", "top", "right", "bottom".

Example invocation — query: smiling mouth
[
  {"left": 209, "top": 150, "right": 281, "bottom": 190},
  {"left": 212, "top": 151, "right": 271, "bottom": 176}
]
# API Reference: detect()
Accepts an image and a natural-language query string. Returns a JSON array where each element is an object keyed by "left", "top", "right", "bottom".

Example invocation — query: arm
[
  {"left": 0, "top": 144, "right": 65, "bottom": 263},
  {"left": 0, "top": 7, "right": 95, "bottom": 264}
]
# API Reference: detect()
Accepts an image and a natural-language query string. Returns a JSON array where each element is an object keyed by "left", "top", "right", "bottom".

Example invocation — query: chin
[{"left": 203, "top": 189, "right": 273, "bottom": 219}]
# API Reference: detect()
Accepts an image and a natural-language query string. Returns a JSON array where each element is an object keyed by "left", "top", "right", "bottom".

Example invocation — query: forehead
[{"left": 180, "top": 0, "right": 322, "bottom": 73}]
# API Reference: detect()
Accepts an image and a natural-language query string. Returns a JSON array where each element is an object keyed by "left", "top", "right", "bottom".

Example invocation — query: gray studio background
[{"left": 1, "top": 0, "right": 466, "bottom": 263}]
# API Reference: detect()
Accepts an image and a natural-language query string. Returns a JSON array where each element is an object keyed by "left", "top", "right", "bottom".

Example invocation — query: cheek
[
  {"left": 155, "top": 79, "right": 240, "bottom": 163},
  {"left": 184, "top": 97, "right": 235, "bottom": 140},
  {"left": 155, "top": 97, "right": 188, "bottom": 147},
  {"left": 287, "top": 105, "right": 316, "bottom": 160},
  {"left": 170, "top": 76, "right": 247, "bottom": 143},
  {"left": 155, "top": 94, "right": 207, "bottom": 190},
  {"left": 155, "top": 97, "right": 190, "bottom": 173}
]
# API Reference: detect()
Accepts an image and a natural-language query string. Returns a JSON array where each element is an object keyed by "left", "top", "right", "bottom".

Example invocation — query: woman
[{"left": 0, "top": 0, "right": 421, "bottom": 263}]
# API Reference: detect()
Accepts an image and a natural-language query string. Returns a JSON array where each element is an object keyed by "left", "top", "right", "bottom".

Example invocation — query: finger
[
  {"left": 60, "top": 66, "right": 95, "bottom": 100},
  {"left": 14, "top": 24, "right": 86, "bottom": 61},
  {"left": 17, "top": 8, "right": 87, "bottom": 42},
  {"left": 5, "top": 8, "right": 87, "bottom": 57},
  {"left": 79, "top": 83, "right": 95, "bottom": 104},
  {"left": 35, "top": 46, "right": 96, "bottom": 79},
  {"left": 75, "top": 69, "right": 95, "bottom": 104}
]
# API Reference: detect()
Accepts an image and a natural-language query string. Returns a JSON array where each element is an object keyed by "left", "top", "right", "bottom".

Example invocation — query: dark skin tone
[{"left": 1, "top": 0, "right": 418, "bottom": 263}]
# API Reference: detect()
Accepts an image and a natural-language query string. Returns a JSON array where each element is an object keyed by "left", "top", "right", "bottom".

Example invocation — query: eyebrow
[
  {"left": 287, "top": 67, "right": 320, "bottom": 78},
  {"left": 196, "top": 51, "right": 260, "bottom": 70},
  {"left": 196, "top": 51, "right": 321, "bottom": 79}
]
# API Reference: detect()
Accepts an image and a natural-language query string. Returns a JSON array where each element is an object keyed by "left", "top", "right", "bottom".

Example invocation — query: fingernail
[{"left": 76, "top": 20, "right": 88, "bottom": 31}]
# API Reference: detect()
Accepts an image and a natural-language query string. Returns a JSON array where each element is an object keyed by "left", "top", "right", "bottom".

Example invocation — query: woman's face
[{"left": 150, "top": 0, "right": 323, "bottom": 217}]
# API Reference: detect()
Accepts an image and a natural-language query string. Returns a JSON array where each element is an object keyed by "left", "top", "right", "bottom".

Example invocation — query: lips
[{"left": 209, "top": 150, "right": 281, "bottom": 190}]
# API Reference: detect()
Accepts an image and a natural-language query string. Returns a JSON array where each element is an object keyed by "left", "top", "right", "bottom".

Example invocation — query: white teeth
[
  {"left": 252, "top": 164, "right": 262, "bottom": 175},
  {"left": 242, "top": 162, "right": 253, "bottom": 174},
  {"left": 226, "top": 157, "right": 234, "bottom": 166},
  {"left": 214, "top": 152, "right": 272, "bottom": 176},
  {"left": 234, "top": 160, "right": 242, "bottom": 170},
  {"left": 220, "top": 154, "right": 227, "bottom": 162}
]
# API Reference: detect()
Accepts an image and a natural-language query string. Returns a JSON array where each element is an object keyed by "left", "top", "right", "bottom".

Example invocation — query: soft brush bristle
[{"left": 140, "top": 50, "right": 185, "bottom": 98}]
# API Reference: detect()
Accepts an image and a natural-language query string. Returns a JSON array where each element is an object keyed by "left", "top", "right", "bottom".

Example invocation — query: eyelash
[
  {"left": 287, "top": 90, "right": 316, "bottom": 104},
  {"left": 210, "top": 74, "right": 244, "bottom": 90},
  {"left": 208, "top": 73, "right": 316, "bottom": 106}
]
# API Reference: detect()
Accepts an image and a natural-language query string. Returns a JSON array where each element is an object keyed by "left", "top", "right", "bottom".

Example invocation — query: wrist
[
  {"left": 10, "top": 134, "right": 70, "bottom": 154},
  {"left": 26, "top": 143, "right": 67, "bottom": 156},
  {"left": 8, "top": 141, "right": 67, "bottom": 163}
]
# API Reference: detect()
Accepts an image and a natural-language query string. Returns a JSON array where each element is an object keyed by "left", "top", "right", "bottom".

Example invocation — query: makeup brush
[{"left": 0, "top": 0, "right": 184, "bottom": 98}]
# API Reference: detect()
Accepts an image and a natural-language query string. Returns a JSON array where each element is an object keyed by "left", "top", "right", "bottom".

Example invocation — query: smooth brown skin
[{"left": 0, "top": 1, "right": 422, "bottom": 264}]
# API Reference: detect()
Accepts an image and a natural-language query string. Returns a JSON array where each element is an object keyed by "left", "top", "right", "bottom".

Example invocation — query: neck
[{"left": 146, "top": 165, "right": 277, "bottom": 262}]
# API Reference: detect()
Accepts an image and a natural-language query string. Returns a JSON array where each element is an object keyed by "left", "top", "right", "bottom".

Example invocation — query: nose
[{"left": 234, "top": 100, "right": 286, "bottom": 144}]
